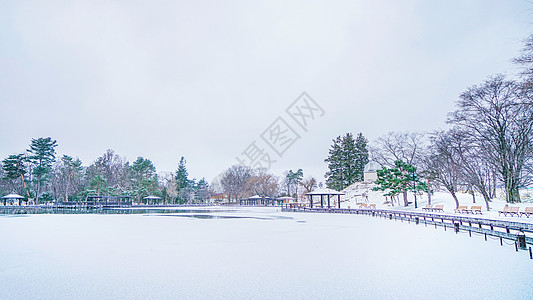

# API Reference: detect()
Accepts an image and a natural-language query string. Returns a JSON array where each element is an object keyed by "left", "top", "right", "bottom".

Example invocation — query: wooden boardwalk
[
  {"left": 282, "top": 207, "right": 533, "bottom": 246},
  {"left": 0, "top": 203, "right": 219, "bottom": 214}
]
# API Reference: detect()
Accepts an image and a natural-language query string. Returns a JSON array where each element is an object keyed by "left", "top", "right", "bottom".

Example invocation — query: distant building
[
  {"left": 363, "top": 161, "right": 379, "bottom": 182},
  {"left": 208, "top": 193, "right": 230, "bottom": 203}
]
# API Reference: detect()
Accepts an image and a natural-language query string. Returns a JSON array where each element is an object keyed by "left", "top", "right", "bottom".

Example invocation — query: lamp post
[{"left": 411, "top": 168, "right": 418, "bottom": 209}]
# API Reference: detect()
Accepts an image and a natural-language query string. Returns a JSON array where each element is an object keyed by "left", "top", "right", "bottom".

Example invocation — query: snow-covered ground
[
  {"left": 0, "top": 207, "right": 532, "bottom": 299},
  {"left": 342, "top": 182, "right": 533, "bottom": 222}
]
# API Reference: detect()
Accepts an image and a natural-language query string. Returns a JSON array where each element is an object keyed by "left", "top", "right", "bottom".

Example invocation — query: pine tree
[
  {"left": 130, "top": 157, "right": 159, "bottom": 203},
  {"left": 325, "top": 136, "right": 344, "bottom": 190},
  {"left": 354, "top": 133, "right": 369, "bottom": 181},
  {"left": 88, "top": 175, "right": 108, "bottom": 196},
  {"left": 2, "top": 154, "right": 30, "bottom": 198},
  {"left": 27, "top": 137, "right": 58, "bottom": 203},
  {"left": 284, "top": 169, "right": 303, "bottom": 198},
  {"left": 195, "top": 178, "right": 210, "bottom": 202},
  {"left": 372, "top": 160, "right": 427, "bottom": 207},
  {"left": 325, "top": 133, "right": 369, "bottom": 190},
  {"left": 175, "top": 157, "right": 190, "bottom": 203},
  {"left": 341, "top": 133, "right": 357, "bottom": 187}
]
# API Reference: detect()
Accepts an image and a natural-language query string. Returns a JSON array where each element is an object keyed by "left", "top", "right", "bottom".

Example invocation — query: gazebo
[
  {"left": 306, "top": 188, "right": 345, "bottom": 209},
  {"left": 2, "top": 193, "right": 24, "bottom": 206},
  {"left": 86, "top": 195, "right": 132, "bottom": 207},
  {"left": 143, "top": 195, "right": 162, "bottom": 205},
  {"left": 277, "top": 196, "right": 296, "bottom": 204},
  {"left": 278, "top": 196, "right": 301, "bottom": 208},
  {"left": 240, "top": 195, "right": 281, "bottom": 206},
  {"left": 241, "top": 195, "right": 263, "bottom": 206}
]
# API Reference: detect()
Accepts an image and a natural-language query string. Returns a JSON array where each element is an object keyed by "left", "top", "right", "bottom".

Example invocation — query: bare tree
[
  {"left": 86, "top": 149, "right": 128, "bottom": 191},
  {"left": 50, "top": 155, "right": 84, "bottom": 202},
  {"left": 220, "top": 165, "right": 253, "bottom": 202},
  {"left": 426, "top": 131, "right": 463, "bottom": 209},
  {"left": 514, "top": 34, "right": 533, "bottom": 82},
  {"left": 452, "top": 130, "right": 497, "bottom": 210},
  {"left": 448, "top": 75, "right": 533, "bottom": 203},
  {"left": 300, "top": 176, "right": 317, "bottom": 195},
  {"left": 244, "top": 170, "right": 279, "bottom": 198},
  {"left": 431, "top": 130, "right": 496, "bottom": 210},
  {"left": 159, "top": 172, "right": 178, "bottom": 204},
  {"left": 513, "top": 34, "right": 533, "bottom": 186},
  {"left": 371, "top": 132, "right": 427, "bottom": 168}
]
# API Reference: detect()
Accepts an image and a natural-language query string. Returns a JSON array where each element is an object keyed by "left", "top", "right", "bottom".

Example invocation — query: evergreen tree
[
  {"left": 130, "top": 157, "right": 159, "bottom": 203},
  {"left": 193, "top": 178, "right": 210, "bottom": 202},
  {"left": 284, "top": 169, "right": 303, "bottom": 198},
  {"left": 27, "top": 137, "right": 58, "bottom": 203},
  {"left": 175, "top": 157, "right": 190, "bottom": 203},
  {"left": 341, "top": 133, "right": 357, "bottom": 186},
  {"left": 325, "top": 136, "right": 344, "bottom": 190},
  {"left": 325, "top": 132, "right": 369, "bottom": 190},
  {"left": 2, "top": 154, "right": 30, "bottom": 198},
  {"left": 372, "top": 160, "right": 427, "bottom": 207},
  {"left": 88, "top": 175, "right": 109, "bottom": 196},
  {"left": 354, "top": 133, "right": 369, "bottom": 181}
]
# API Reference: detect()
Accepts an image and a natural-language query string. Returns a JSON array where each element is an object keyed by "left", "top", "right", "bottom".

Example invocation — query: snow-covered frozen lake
[{"left": 1, "top": 207, "right": 532, "bottom": 299}]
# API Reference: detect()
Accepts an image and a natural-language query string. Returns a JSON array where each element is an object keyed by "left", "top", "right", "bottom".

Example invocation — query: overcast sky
[{"left": 1, "top": 1, "right": 532, "bottom": 183}]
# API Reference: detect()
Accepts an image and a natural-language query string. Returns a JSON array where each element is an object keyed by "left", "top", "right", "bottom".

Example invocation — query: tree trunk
[
  {"left": 65, "top": 173, "right": 71, "bottom": 202},
  {"left": 451, "top": 192, "right": 459, "bottom": 209},
  {"left": 490, "top": 172, "right": 497, "bottom": 199},
  {"left": 403, "top": 191, "right": 408, "bottom": 207},
  {"left": 502, "top": 164, "right": 522, "bottom": 203},
  {"left": 36, "top": 179, "right": 41, "bottom": 205},
  {"left": 481, "top": 191, "right": 491, "bottom": 211},
  {"left": 427, "top": 180, "right": 432, "bottom": 205},
  {"left": 505, "top": 174, "right": 521, "bottom": 203},
  {"left": 20, "top": 173, "right": 30, "bottom": 199},
  {"left": 507, "top": 186, "right": 521, "bottom": 203}
]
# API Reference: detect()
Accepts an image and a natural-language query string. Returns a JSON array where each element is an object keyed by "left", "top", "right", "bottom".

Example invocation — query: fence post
[{"left": 517, "top": 232, "right": 527, "bottom": 250}]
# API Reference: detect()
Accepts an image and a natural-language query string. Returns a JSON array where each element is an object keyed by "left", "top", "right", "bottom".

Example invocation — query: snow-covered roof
[
  {"left": 277, "top": 196, "right": 295, "bottom": 200},
  {"left": 2, "top": 193, "right": 24, "bottom": 199},
  {"left": 364, "top": 161, "right": 380, "bottom": 172},
  {"left": 143, "top": 196, "right": 162, "bottom": 200},
  {"left": 248, "top": 195, "right": 262, "bottom": 199},
  {"left": 306, "top": 188, "right": 345, "bottom": 195}
]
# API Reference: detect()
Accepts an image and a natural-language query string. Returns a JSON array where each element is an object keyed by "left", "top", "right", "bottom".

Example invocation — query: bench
[
  {"left": 455, "top": 205, "right": 469, "bottom": 213},
  {"left": 520, "top": 207, "right": 533, "bottom": 218},
  {"left": 368, "top": 204, "right": 376, "bottom": 209},
  {"left": 359, "top": 203, "right": 368, "bottom": 209},
  {"left": 433, "top": 204, "right": 444, "bottom": 212},
  {"left": 499, "top": 206, "right": 519, "bottom": 217},
  {"left": 422, "top": 205, "right": 433, "bottom": 211},
  {"left": 469, "top": 206, "right": 482, "bottom": 214}
]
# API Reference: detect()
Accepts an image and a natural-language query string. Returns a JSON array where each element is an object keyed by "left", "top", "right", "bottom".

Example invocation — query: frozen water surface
[{"left": 0, "top": 207, "right": 532, "bottom": 299}]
